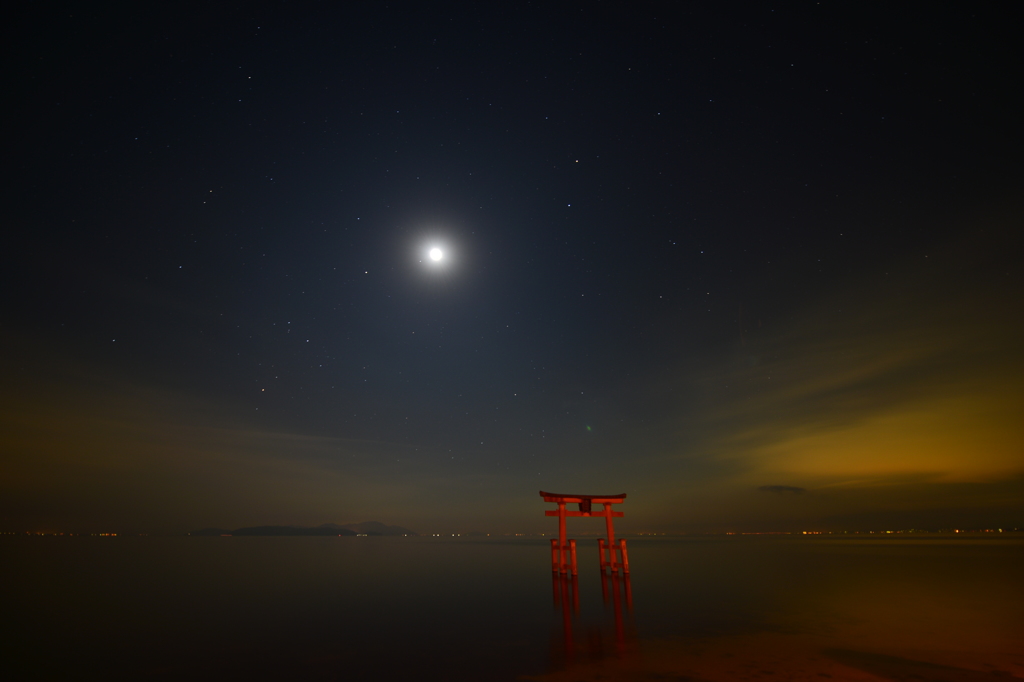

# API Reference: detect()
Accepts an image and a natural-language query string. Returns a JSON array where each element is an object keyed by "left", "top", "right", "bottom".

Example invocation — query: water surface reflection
[
  {"left": 550, "top": 568, "right": 637, "bottom": 667},
  {"left": 535, "top": 535, "right": 1024, "bottom": 681},
  {"left": 2, "top": 535, "right": 1021, "bottom": 680}
]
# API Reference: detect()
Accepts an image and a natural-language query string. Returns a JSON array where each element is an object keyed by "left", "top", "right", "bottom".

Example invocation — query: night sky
[{"left": 5, "top": 3, "right": 1022, "bottom": 534}]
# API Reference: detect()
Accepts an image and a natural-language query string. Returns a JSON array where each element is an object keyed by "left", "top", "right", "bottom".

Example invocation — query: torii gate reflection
[
  {"left": 551, "top": 568, "right": 634, "bottom": 664},
  {"left": 540, "top": 490, "right": 630, "bottom": 574}
]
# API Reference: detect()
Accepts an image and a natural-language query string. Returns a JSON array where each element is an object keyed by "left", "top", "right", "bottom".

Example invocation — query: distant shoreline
[{"left": 189, "top": 522, "right": 417, "bottom": 537}]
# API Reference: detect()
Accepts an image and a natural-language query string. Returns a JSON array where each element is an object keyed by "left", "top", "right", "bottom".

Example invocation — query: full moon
[{"left": 428, "top": 247, "right": 443, "bottom": 262}]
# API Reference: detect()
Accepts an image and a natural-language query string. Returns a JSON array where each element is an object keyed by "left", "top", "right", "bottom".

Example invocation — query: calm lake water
[{"left": 3, "top": 535, "right": 1022, "bottom": 681}]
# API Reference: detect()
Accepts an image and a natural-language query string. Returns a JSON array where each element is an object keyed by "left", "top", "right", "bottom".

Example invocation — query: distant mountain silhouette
[
  {"left": 189, "top": 522, "right": 416, "bottom": 536},
  {"left": 190, "top": 526, "right": 355, "bottom": 536}
]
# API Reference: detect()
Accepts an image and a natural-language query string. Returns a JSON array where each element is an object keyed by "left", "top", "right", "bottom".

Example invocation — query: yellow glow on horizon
[{"left": 741, "top": 389, "right": 1024, "bottom": 485}]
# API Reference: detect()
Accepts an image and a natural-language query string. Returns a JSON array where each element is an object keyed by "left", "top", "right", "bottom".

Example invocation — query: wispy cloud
[{"left": 637, "top": 209, "right": 1024, "bottom": 527}]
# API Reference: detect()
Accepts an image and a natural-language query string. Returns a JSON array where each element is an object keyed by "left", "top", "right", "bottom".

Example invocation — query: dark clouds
[{"left": 759, "top": 486, "right": 806, "bottom": 495}]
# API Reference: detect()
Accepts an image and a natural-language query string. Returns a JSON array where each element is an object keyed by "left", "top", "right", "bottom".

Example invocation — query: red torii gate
[{"left": 540, "top": 490, "right": 629, "bottom": 575}]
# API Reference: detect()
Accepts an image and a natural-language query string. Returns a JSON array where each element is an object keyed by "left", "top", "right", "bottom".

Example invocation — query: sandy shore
[{"left": 526, "top": 628, "right": 1024, "bottom": 681}]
